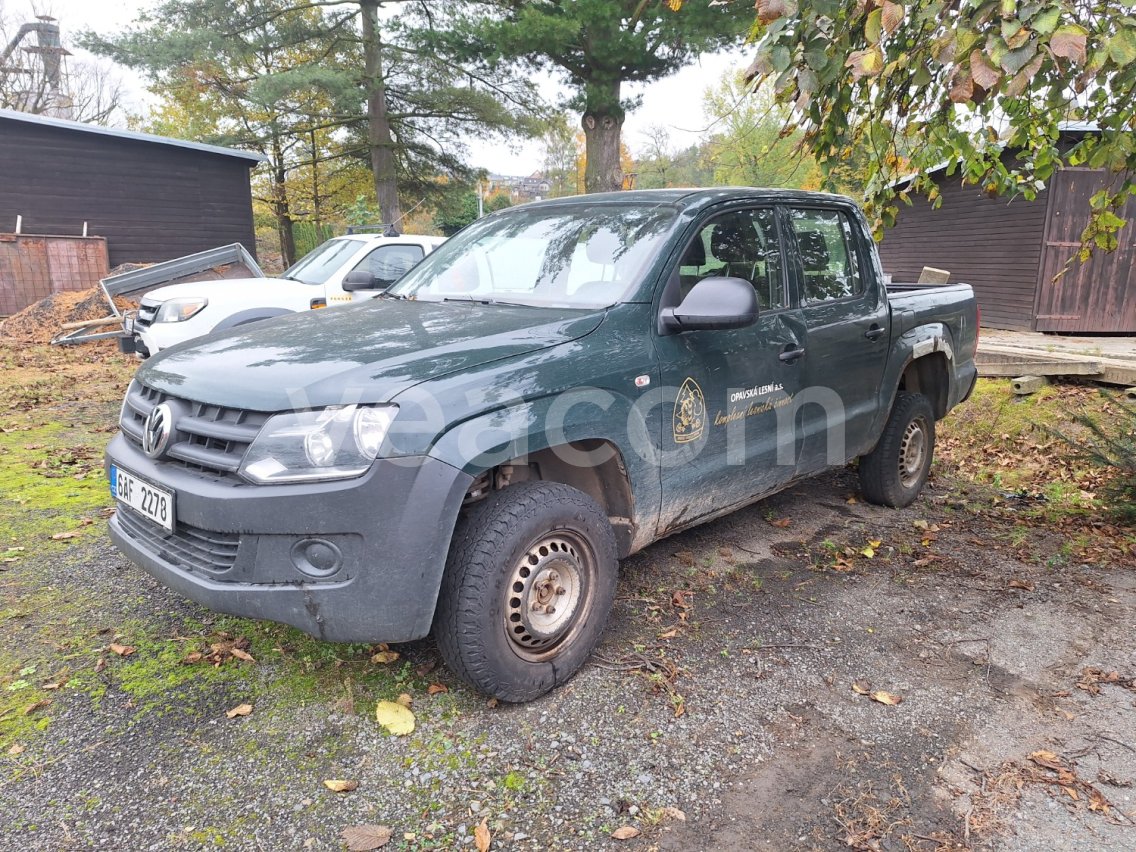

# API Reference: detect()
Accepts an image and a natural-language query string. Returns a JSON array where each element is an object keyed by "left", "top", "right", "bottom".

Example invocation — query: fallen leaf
[
  {"left": 375, "top": 700, "right": 415, "bottom": 736},
  {"left": 846, "top": 495, "right": 858, "bottom": 504},
  {"left": 611, "top": 826, "right": 641, "bottom": 840},
  {"left": 395, "top": 692, "right": 413, "bottom": 708},
  {"left": 370, "top": 650, "right": 400, "bottom": 665},
  {"left": 183, "top": 652, "right": 204, "bottom": 664},
  {"left": 341, "top": 824, "right": 393, "bottom": 851},
  {"left": 1062, "top": 785, "right": 1079, "bottom": 801},
  {"left": 475, "top": 817, "right": 491, "bottom": 852},
  {"left": 912, "top": 519, "right": 929, "bottom": 530},
  {"left": 860, "top": 546, "right": 875, "bottom": 559},
  {"left": 50, "top": 531, "right": 78, "bottom": 540},
  {"left": 769, "top": 517, "right": 792, "bottom": 528},
  {"left": 663, "top": 806, "right": 687, "bottom": 822},
  {"left": 93, "top": 656, "right": 106, "bottom": 673},
  {"left": 23, "top": 699, "right": 51, "bottom": 715},
  {"left": 868, "top": 539, "right": 882, "bottom": 548},
  {"left": 870, "top": 690, "right": 903, "bottom": 706},
  {"left": 109, "top": 643, "right": 135, "bottom": 657},
  {"left": 671, "top": 590, "right": 691, "bottom": 609},
  {"left": 225, "top": 703, "right": 253, "bottom": 719},
  {"left": 323, "top": 779, "right": 359, "bottom": 793},
  {"left": 852, "top": 680, "right": 871, "bottom": 695},
  {"left": 1008, "top": 579, "right": 1035, "bottom": 591},
  {"left": 427, "top": 683, "right": 448, "bottom": 696},
  {"left": 230, "top": 648, "right": 256, "bottom": 663},
  {"left": 658, "top": 627, "right": 678, "bottom": 639},
  {"left": 486, "top": 698, "right": 499, "bottom": 709},
  {"left": 414, "top": 660, "right": 437, "bottom": 677},
  {"left": 7, "top": 743, "right": 24, "bottom": 756},
  {"left": 1030, "top": 749, "right": 1065, "bottom": 771}
]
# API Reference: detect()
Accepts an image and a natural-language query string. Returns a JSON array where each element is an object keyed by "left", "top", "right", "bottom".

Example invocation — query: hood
[
  {"left": 142, "top": 277, "right": 308, "bottom": 303},
  {"left": 137, "top": 299, "right": 606, "bottom": 411}
]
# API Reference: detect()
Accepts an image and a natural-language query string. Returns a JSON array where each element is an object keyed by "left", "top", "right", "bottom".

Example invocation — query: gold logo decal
[{"left": 673, "top": 377, "right": 706, "bottom": 444}]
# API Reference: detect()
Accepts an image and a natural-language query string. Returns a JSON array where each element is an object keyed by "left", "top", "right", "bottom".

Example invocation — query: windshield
[
  {"left": 389, "top": 204, "right": 679, "bottom": 308},
  {"left": 281, "top": 238, "right": 360, "bottom": 285}
]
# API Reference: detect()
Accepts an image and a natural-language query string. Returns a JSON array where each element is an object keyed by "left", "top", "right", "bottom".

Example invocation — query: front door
[{"left": 653, "top": 206, "right": 806, "bottom": 536}]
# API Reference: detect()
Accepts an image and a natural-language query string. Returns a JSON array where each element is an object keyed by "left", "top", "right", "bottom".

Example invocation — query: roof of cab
[{"left": 515, "top": 187, "right": 857, "bottom": 212}]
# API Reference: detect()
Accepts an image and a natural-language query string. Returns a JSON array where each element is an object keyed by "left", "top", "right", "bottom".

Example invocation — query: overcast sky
[{"left": 13, "top": 0, "right": 749, "bottom": 174}]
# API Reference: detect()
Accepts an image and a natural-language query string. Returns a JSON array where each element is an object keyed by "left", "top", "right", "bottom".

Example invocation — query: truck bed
[{"left": 886, "top": 282, "right": 977, "bottom": 345}]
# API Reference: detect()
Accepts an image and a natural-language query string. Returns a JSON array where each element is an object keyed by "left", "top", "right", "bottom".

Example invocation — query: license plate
[{"left": 110, "top": 465, "right": 175, "bottom": 532}]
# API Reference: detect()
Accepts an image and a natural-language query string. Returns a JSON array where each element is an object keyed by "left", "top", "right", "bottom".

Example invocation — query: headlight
[
  {"left": 239, "top": 404, "right": 397, "bottom": 484},
  {"left": 154, "top": 297, "right": 208, "bottom": 323}
]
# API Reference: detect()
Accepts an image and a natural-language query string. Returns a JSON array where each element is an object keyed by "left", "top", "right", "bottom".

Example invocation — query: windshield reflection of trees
[{"left": 394, "top": 206, "right": 677, "bottom": 306}]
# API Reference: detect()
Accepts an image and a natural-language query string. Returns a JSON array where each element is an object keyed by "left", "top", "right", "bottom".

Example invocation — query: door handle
[
  {"left": 779, "top": 346, "right": 806, "bottom": 364},
  {"left": 864, "top": 324, "right": 885, "bottom": 341}
]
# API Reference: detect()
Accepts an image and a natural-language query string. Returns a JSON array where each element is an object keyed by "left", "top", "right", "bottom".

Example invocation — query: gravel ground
[{"left": 2, "top": 468, "right": 1134, "bottom": 851}]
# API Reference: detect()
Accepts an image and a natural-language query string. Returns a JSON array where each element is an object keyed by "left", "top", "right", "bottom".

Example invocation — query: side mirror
[
  {"left": 342, "top": 269, "right": 382, "bottom": 291},
  {"left": 660, "top": 276, "right": 759, "bottom": 334}
]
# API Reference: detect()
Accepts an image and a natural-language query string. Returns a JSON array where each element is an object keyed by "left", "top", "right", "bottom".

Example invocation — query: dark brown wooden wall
[
  {"left": 877, "top": 176, "right": 1049, "bottom": 330},
  {"left": 1035, "top": 168, "right": 1136, "bottom": 333},
  {"left": 0, "top": 117, "right": 257, "bottom": 268}
]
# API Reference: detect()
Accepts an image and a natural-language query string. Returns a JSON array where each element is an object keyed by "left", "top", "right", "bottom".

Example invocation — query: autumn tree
[
  {"left": 441, "top": 0, "right": 753, "bottom": 193},
  {"left": 746, "top": 0, "right": 1136, "bottom": 248},
  {"left": 702, "top": 73, "right": 825, "bottom": 191}
]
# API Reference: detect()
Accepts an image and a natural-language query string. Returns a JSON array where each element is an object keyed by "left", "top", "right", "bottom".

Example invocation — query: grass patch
[{"left": 937, "top": 379, "right": 1112, "bottom": 507}]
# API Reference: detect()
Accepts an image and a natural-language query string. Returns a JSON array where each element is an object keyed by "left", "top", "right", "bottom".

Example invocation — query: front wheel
[
  {"left": 858, "top": 391, "right": 936, "bottom": 508},
  {"left": 433, "top": 481, "right": 618, "bottom": 702}
]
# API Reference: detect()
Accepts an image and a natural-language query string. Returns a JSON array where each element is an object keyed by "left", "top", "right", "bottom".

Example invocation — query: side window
[
  {"left": 788, "top": 208, "right": 862, "bottom": 303},
  {"left": 354, "top": 244, "right": 425, "bottom": 289},
  {"left": 677, "top": 209, "right": 786, "bottom": 309}
]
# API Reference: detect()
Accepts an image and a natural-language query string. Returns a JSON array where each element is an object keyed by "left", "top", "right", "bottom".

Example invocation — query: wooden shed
[
  {"left": 0, "top": 108, "right": 264, "bottom": 313},
  {"left": 878, "top": 130, "right": 1135, "bottom": 334}
]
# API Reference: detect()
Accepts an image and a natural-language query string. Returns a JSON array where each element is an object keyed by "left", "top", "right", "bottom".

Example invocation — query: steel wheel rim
[
  {"left": 504, "top": 531, "right": 593, "bottom": 661},
  {"left": 898, "top": 417, "right": 928, "bottom": 488}
]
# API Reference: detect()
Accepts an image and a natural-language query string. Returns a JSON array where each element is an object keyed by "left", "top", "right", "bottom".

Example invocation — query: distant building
[{"left": 487, "top": 171, "right": 552, "bottom": 200}]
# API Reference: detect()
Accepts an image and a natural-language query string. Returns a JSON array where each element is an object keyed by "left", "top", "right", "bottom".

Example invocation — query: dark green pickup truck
[{"left": 106, "top": 189, "right": 977, "bottom": 701}]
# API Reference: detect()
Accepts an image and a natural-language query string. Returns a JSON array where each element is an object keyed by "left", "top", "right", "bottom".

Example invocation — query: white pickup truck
[{"left": 126, "top": 233, "right": 445, "bottom": 356}]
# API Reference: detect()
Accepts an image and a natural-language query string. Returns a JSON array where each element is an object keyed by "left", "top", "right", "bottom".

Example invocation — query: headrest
[
  {"left": 798, "top": 231, "right": 830, "bottom": 272},
  {"left": 584, "top": 228, "right": 622, "bottom": 264},
  {"left": 710, "top": 220, "right": 758, "bottom": 264}
]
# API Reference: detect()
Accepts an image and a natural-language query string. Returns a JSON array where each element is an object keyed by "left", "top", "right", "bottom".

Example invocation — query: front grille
[
  {"left": 135, "top": 301, "right": 158, "bottom": 328},
  {"left": 120, "top": 381, "right": 269, "bottom": 477},
  {"left": 116, "top": 507, "right": 240, "bottom": 572}
]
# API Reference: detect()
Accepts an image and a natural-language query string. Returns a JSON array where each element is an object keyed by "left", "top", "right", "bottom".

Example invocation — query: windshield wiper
[
  {"left": 441, "top": 296, "right": 536, "bottom": 308},
  {"left": 378, "top": 291, "right": 408, "bottom": 300}
]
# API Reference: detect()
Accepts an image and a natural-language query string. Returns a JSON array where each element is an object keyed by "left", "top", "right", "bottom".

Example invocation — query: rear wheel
[
  {"left": 434, "top": 481, "right": 618, "bottom": 702},
  {"left": 858, "top": 391, "right": 936, "bottom": 508}
]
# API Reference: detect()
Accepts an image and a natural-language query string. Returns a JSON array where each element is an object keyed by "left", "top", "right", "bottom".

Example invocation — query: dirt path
[{"left": 3, "top": 465, "right": 1133, "bottom": 851}]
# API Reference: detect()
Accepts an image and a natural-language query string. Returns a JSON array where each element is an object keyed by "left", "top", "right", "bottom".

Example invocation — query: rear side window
[{"left": 788, "top": 209, "right": 862, "bottom": 303}]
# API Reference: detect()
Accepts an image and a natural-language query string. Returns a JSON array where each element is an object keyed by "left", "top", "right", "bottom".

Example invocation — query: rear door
[
  {"left": 784, "top": 205, "right": 889, "bottom": 473},
  {"left": 654, "top": 205, "right": 807, "bottom": 536}
]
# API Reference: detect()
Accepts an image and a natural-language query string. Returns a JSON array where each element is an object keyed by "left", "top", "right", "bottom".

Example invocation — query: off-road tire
[
  {"left": 858, "top": 391, "right": 936, "bottom": 508},
  {"left": 434, "top": 481, "right": 618, "bottom": 702}
]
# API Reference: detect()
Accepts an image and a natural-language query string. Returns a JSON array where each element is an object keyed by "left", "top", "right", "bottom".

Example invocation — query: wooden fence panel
[{"left": 0, "top": 235, "right": 110, "bottom": 315}]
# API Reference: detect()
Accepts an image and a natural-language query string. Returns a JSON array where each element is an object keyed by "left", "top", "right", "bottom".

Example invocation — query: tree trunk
[
  {"left": 360, "top": 0, "right": 401, "bottom": 227},
  {"left": 581, "top": 78, "right": 624, "bottom": 194},
  {"left": 271, "top": 136, "right": 297, "bottom": 266}
]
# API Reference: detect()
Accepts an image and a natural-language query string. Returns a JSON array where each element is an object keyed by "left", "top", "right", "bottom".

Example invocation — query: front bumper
[{"left": 105, "top": 434, "right": 472, "bottom": 643}]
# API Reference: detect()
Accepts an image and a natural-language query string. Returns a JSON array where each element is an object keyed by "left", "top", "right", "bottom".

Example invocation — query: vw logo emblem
[{"left": 142, "top": 403, "right": 174, "bottom": 458}]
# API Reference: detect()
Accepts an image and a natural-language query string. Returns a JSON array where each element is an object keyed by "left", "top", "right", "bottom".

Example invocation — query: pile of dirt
[{"left": 0, "top": 288, "right": 135, "bottom": 344}]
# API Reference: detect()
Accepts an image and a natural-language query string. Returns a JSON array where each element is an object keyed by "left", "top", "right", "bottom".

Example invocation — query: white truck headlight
[
  {"left": 154, "top": 297, "right": 208, "bottom": 323},
  {"left": 239, "top": 404, "right": 397, "bottom": 484}
]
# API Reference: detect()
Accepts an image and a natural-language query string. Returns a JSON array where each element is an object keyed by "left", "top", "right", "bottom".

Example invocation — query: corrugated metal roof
[{"left": 0, "top": 108, "right": 267, "bottom": 164}]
